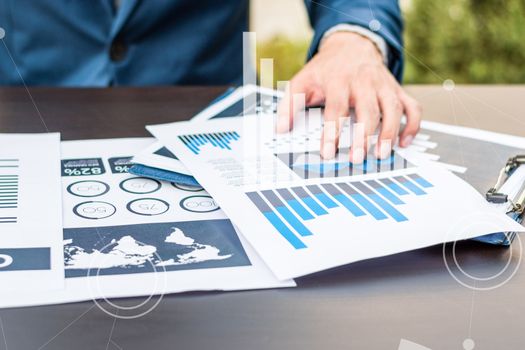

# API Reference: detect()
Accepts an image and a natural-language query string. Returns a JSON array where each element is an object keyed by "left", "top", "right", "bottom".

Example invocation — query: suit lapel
[{"left": 110, "top": 0, "right": 139, "bottom": 38}]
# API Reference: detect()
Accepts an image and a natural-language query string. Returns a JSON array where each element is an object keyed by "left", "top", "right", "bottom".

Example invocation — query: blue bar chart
[
  {"left": 246, "top": 192, "right": 307, "bottom": 249},
  {"left": 378, "top": 177, "right": 409, "bottom": 196},
  {"left": 407, "top": 173, "right": 434, "bottom": 188},
  {"left": 179, "top": 131, "right": 240, "bottom": 154},
  {"left": 394, "top": 175, "right": 427, "bottom": 195},
  {"left": 246, "top": 173, "right": 434, "bottom": 249}
]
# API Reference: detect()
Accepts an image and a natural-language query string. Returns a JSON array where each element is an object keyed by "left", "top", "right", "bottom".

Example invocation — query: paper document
[
  {"left": 192, "top": 84, "right": 281, "bottom": 121},
  {"left": 0, "top": 138, "right": 293, "bottom": 308},
  {"left": 132, "top": 85, "right": 280, "bottom": 176},
  {"left": 0, "top": 133, "right": 64, "bottom": 292},
  {"left": 148, "top": 117, "right": 524, "bottom": 280},
  {"left": 418, "top": 120, "right": 525, "bottom": 189}
]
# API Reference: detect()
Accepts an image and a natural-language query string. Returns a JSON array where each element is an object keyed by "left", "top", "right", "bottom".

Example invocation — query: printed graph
[
  {"left": 0, "top": 159, "right": 19, "bottom": 224},
  {"left": 246, "top": 173, "right": 434, "bottom": 249},
  {"left": 275, "top": 148, "right": 412, "bottom": 179},
  {"left": 179, "top": 131, "right": 240, "bottom": 154}
]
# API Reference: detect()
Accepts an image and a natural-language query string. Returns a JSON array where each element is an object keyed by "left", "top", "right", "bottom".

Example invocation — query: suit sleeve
[{"left": 304, "top": 0, "right": 404, "bottom": 81}]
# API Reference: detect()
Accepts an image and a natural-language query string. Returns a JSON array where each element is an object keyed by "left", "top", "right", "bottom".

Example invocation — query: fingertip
[
  {"left": 275, "top": 118, "right": 291, "bottom": 133},
  {"left": 275, "top": 108, "right": 292, "bottom": 133},
  {"left": 400, "top": 134, "right": 414, "bottom": 148},
  {"left": 379, "top": 142, "right": 392, "bottom": 159},
  {"left": 374, "top": 143, "right": 381, "bottom": 159},
  {"left": 398, "top": 91, "right": 422, "bottom": 146},
  {"left": 350, "top": 147, "right": 365, "bottom": 164},
  {"left": 321, "top": 141, "right": 336, "bottom": 160}
]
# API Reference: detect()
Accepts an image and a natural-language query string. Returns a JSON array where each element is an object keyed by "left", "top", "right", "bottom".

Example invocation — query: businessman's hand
[{"left": 276, "top": 32, "right": 421, "bottom": 162}]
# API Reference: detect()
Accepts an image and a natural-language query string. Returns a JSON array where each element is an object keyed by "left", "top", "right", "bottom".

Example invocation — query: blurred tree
[
  {"left": 404, "top": 0, "right": 525, "bottom": 83},
  {"left": 257, "top": 0, "right": 525, "bottom": 84},
  {"left": 257, "top": 36, "right": 310, "bottom": 84}
]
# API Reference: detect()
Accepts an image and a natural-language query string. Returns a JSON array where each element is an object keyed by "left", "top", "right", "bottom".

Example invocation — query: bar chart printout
[
  {"left": 246, "top": 173, "right": 434, "bottom": 249},
  {"left": 0, "top": 159, "right": 19, "bottom": 224},
  {"left": 178, "top": 131, "right": 240, "bottom": 154},
  {"left": 148, "top": 111, "right": 525, "bottom": 281},
  {"left": 0, "top": 133, "right": 63, "bottom": 294}
]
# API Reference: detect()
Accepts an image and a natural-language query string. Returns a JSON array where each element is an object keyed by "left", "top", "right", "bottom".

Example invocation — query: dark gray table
[{"left": 0, "top": 86, "right": 523, "bottom": 350}]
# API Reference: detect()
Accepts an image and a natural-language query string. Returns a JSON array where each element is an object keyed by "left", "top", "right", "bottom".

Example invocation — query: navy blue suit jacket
[{"left": 0, "top": 0, "right": 403, "bottom": 86}]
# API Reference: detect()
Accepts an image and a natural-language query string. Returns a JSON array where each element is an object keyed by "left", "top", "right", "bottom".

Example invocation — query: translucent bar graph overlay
[
  {"left": 178, "top": 132, "right": 240, "bottom": 154},
  {"left": 245, "top": 173, "right": 433, "bottom": 249},
  {"left": 275, "top": 148, "right": 412, "bottom": 180}
]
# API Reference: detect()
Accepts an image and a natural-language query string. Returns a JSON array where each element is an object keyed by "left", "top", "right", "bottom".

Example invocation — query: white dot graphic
[
  {"left": 0, "top": 27, "right": 5, "bottom": 40},
  {"left": 463, "top": 338, "right": 475, "bottom": 350},
  {"left": 443, "top": 79, "right": 455, "bottom": 91},
  {"left": 369, "top": 19, "right": 381, "bottom": 32}
]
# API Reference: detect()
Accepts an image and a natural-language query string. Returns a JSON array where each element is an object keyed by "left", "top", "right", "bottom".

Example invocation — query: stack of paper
[
  {"left": 0, "top": 134, "right": 63, "bottom": 303},
  {"left": 1, "top": 85, "right": 523, "bottom": 308},
  {"left": 0, "top": 135, "right": 294, "bottom": 309},
  {"left": 138, "top": 85, "right": 524, "bottom": 280}
]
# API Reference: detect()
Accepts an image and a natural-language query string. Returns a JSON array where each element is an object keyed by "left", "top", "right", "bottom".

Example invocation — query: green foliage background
[
  {"left": 257, "top": 0, "right": 525, "bottom": 84},
  {"left": 404, "top": 0, "right": 525, "bottom": 83}
]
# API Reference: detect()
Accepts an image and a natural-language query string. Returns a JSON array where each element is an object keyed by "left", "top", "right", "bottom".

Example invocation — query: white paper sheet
[
  {"left": 132, "top": 85, "right": 280, "bottom": 173},
  {"left": 421, "top": 120, "right": 525, "bottom": 149},
  {"left": 147, "top": 117, "right": 524, "bottom": 280},
  {"left": 416, "top": 120, "right": 525, "bottom": 175},
  {"left": 192, "top": 85, "right": 281, "bottom": 121},
  {"left": 0, "top": 133, "right": 64, "bottom": 292},
  {"left": 0, "top": 138, "right": 294, "bottom": 308}
]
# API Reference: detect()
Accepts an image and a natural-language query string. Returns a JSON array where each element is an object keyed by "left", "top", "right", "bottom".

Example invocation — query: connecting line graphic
[
  {"left": 467, "top": 287, "right": 476, "bottom": 341},
  {"left": 94, "top": 227, "right": 110, "bottom": 250},
  {"left": 109, "top": 339, "right": 123, "bottom": 350},
  {"left": 366, "top": 0, "right": 375, "bottom": 18},
  {"left": 451, "top": 92, "right": 508, "bottom": 163},
  {"left": 447, "top": 92, "right": 468, "bottom": 171},
  {"left": 0, "top": 3, "right": 513, "bottom": 348},
  {"left": 37, "top": 304, "right": 96, "bottom": 350},
  {"left": 0, "top": 31, "right": 49, "bottom": 133},
  {"left": 106, "top": 312, "right": 118, "bottom": 350},
  {"left": 308, "top": 0, "right": 446, "bottom": 83},
  {"left": 456, "top": 88, "right": 525, "bottom": 128},
  {"left": 0, "top": 315, "right": 8, "bottom": 350},
  {"left": 248, "top": 3, "right": 494, "bottom": 347}
]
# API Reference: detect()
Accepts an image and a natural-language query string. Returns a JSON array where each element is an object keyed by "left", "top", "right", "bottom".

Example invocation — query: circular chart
[
  {"left": 73, "top": 201, "right": 117, "bottom": 220},
  {"left": 172, "top": 183, "right": 204, "bottom": 192},
  {"left": 127, "top": 198, "right": 170, "bottom": 216},
  {"left": 67, "top": 180, "right": 110, "bottom": 198},
  {"left": 179, "top": 195, "right": 220, "bottom": 213},
  {"left": 120, "top": 177, "right": 161, "bottom": 194}
]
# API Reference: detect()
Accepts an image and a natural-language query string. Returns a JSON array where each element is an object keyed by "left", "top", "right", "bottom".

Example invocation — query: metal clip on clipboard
[{"left": 473, "top": 155, "right": 525, "bottom": 246}]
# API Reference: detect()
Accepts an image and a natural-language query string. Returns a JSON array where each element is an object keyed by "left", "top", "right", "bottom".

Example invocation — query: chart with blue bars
[
  {"left": 245, "top": 173, "right": 434, "bottom": 249},
  {"left": 178, "top": 131, "right": 240, "bottom": 155},
  {"left": 275, "top": 148, "right": 412, "bottom": 179}
]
